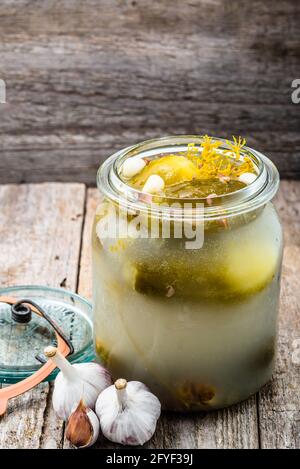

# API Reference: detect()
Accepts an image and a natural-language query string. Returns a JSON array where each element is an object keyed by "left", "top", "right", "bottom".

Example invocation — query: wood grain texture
[
  {"left": 145, "top": 397, "right": 259, "bottom": 449},
  {"left": 258, "top": 181, "right": 300, "bottom": 449},
  {"left": 77, "top": 188, "right": 98, "bottom": 300},
  {"left": 0, "top": 0, "right": 299, "bottom": 184},
  {"left": 0, "top": 183, "right": 86, "bottom": 449}
]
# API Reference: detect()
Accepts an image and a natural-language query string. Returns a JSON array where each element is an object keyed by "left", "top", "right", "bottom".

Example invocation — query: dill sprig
[{"left": 186, "top": 135, "right": 254, "bottom": 179}]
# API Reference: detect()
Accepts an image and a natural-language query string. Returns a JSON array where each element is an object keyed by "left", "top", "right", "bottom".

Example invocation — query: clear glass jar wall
[{"left": 92, "top": 136, "right": 283, "bottom": 411}]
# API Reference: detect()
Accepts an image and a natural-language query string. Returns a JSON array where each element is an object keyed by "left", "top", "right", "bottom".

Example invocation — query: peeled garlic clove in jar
[
  {"left": 122, "top": 157, "right": 146, "bottom": 179},
  {"left": 238, "top": 172, "right": 257, "bottom": 185},
  {"left": 206, "top": 193, "right": 218, "bottom": 206},
  {"left": 66, "top": 400, "right": 100, "bottom": 449},
  {"left": 44, "top": 346, "right": 112, "bottom": 421},
  {"left": 142, "top": 175, "right": 165, "bottom": 194},
  {"left": 96, "top": 378, "right": 161, "bottom": 446}
]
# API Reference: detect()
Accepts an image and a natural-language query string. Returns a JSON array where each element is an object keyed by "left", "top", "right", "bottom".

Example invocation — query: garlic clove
[
  {"left": 66, "top": 400, "right": 100, "bottom": 449},
  {"left": 142, "top": 175, "right": 165, "bottom": 195},
  {"left": 122, "top": 158, "right": 146, "bottom": 179},
  {"left": 238, "top": 172, "right": 257, "bottom": 185},
  {"left": 96, "top": 378, "right": 161, "bottom": 446},
  {"left": 44, "top": 346, "right": 112, "bottom": 421},
  {"left": 206, "top": 193, "right": 218, "bottom": 206},
  {"left": 218, "top": 175, "right": 231, "bottom": 184}
]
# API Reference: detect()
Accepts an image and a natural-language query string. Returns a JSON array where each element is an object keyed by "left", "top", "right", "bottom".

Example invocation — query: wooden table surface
[{"left": 0, "top": 181, "right": 299, "bottom": 449}]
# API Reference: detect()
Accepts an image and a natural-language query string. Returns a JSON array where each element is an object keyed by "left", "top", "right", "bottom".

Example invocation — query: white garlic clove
[
  {"left": 66, "top": 400, "right": 100, "bottom": 449},
  {"left": 238, "top": 172, "right": 257, "bottom": 185},
  {"left": 206, "top": 193, "right": 218, "bottom": 206},
  {"left": 218, "top": 175, "right": 231, "bottom": 184},
  {"left": 122, "top": 158, "right": 146, "bottom": 179},
  {"left": 44, "top": 346, "right": 112, "bottom": 421},
  {"left": 96, "top": 378, "right": 161, "bottom": 446},
  {"left": 142, "top": 175, "right": 165, "bottom": 195}
]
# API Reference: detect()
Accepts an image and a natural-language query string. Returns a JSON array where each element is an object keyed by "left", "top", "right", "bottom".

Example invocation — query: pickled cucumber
[
  {"left": 125, "top": 233, "right": 279, "bottom": 301},
  {"left": 130, "top": 155, "right": 200, "bottom": 188},
  {"left": 223, "top": 239, "right": 278, "bottom": 296},
  {"left": 164, "top": 178, "right": 246, "bottom": 199}
]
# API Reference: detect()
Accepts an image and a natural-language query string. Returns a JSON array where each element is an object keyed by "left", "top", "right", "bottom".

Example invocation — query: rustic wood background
[{"left": 0, "top": 0, "right": 299, "bottom": 185}]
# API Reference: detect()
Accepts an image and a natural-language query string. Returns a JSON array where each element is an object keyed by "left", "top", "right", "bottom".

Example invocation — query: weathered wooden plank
[
  {"left": 77, "top": 188, "right": 98, "bottom": 300},
  {"left": 146, "top": 397, "right": 258, "bottom": 449},
  {"left": 0, "top": 183, "right": 86, "bottom": 449},
  {"left": 258, "top": 181, "right": 300, "bottom": 449},
  {"left": 62, "top": 188, "right": 98, "bottom": 449},
  {"left": 0, "top": 132, "right": 299, "bottom": 187},
  {"left": 79, "top": 188, "right": 259, "bottom": 449},
  {"left": 0, "top": 0, "right": 299, "bottom": 183}
]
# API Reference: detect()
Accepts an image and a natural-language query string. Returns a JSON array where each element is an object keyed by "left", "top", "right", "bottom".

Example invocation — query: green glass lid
[{"left": 0, "top": 285, "right": 95, "bottom": 384}]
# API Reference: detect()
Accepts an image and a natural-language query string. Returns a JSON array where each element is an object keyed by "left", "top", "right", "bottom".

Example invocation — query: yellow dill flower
[
  {"left": 225, "top": 136, "right": 247, "bottom": 161},
  {"left": 186, "top": 143, "right": 200, "bottom": 166},
  {"left": 201, "top": 135, "right": 221, "bottom": 159},
  {"left": 193, "top": 135, "right": 253, "bottom": 179}
]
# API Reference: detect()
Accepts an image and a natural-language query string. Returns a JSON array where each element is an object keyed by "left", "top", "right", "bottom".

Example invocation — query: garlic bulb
[
  {"left": 96, "top": 378, "right": 161, "bottom": 446},
  {"left": 66, "top": 400, "right": 100, "bottom": 449},
  {"left": 142, "top": 175, "right": 165, "bottom": 194},
  {"left": 44, "top": 346, "right": 112, "bottom": 420},
  {"left": 238, "top": 172, "right": 257, "bottom": 185},
  {"left": 122, "top": 157, "right": 146, "bottom": 178}
]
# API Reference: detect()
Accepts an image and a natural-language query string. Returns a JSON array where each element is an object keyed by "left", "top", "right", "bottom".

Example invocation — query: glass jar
[{"left": 92, "top": 136, "right": 283, "bottom": 411}]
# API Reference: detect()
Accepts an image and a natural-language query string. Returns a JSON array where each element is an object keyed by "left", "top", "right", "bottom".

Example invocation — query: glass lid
[{"left": 0, "top": 285, "right": 95, "bottom": 383}]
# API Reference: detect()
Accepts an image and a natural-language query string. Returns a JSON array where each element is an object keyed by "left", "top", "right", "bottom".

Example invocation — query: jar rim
[{"left": 97, "top": 135, "right": 280, "bottom": 220}]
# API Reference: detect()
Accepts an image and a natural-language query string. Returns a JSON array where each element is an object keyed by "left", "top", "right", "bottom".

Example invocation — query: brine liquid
[{"left": 92, "top": 203, "right": 282, "bottom": 410}]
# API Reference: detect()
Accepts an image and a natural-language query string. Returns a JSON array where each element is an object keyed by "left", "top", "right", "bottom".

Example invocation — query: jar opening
[{"left": 97, "top": 136, "right": 280, "bottom": 221}]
